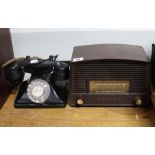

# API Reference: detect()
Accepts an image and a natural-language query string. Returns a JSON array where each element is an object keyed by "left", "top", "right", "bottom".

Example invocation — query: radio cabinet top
[{"left": 71, "top": 44, "right": 149, "bottom": 63}]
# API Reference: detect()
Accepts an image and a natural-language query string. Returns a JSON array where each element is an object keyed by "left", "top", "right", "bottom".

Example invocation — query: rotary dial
[{"left": 27, "top": 79, "right": 51, "bottom": 103}]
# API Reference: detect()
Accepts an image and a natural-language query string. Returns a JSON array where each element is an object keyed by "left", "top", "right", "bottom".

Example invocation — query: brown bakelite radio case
[{"left": 68, "top": 44, "right": 150, "bottom": 107}]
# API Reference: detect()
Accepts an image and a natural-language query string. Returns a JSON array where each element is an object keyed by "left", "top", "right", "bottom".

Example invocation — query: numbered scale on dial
[{"left": 27, "top": 79, "right": 51, "bottom": 103}]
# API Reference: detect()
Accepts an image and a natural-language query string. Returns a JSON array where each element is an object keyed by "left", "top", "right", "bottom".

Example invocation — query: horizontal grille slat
[{"left": 71, "top": 61, "right": 146, "bottom": 93}]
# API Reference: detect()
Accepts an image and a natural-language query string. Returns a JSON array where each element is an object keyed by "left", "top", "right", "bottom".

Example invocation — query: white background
[{"left": 11, "top": 29, "right": 155, "bottom": 60}]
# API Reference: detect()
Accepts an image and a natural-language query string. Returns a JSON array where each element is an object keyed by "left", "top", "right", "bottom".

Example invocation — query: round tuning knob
[
  {"left": 136, "top": 99, "right": 142, "bottom": 106},
  {"left": 134, "top": 97, "right": 142, "bottom": 106},
  {"left": 77, "top": 99, "right": 84, "bottom": 105}
]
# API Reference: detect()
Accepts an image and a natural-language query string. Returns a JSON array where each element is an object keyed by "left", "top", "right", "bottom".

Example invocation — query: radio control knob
[
  {"left": 136, "top": 99, "right": 142, "bottom": 106},
  {"left": 134, "top": 97, "right": 142, "bottom": 106},
  {"left": 77, "top": 99, "right": 84, "bottom": 105}
]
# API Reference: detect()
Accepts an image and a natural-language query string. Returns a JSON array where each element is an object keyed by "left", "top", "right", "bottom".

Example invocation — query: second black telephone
[{"left": 2, "top": 55, "right": 69, "bottom": 108}]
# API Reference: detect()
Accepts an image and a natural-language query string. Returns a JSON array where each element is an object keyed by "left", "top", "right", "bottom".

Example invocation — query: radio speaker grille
[{"left": 71, "top": 60, "right": 146, "bottom": 93}]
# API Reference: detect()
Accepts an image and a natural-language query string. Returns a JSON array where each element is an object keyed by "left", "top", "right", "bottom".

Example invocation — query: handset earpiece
[
  {"left": 4, "top": 62, "right": 24, "bottom": 86},
  {"left": 53, "top": 61, "right": 69, "bottom": 81}
]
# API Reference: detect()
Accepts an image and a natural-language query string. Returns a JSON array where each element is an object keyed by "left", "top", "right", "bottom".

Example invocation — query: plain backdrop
[{"left": 10, "top": 29, "right": 155, "bottom": 60}]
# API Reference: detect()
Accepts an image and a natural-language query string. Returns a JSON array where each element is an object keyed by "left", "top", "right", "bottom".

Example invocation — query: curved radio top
[{"left": 71, "top": 44, "right": 149, "bottom": 63}]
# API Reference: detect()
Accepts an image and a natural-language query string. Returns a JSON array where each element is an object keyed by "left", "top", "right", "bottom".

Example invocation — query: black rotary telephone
[{"left": 2, "top": 55, "right": 69, "bottom": 108}]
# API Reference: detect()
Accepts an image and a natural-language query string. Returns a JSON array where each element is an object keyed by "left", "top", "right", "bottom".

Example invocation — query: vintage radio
[{"left": 68, "top": 44, "right": 150, "bottom": 107}]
